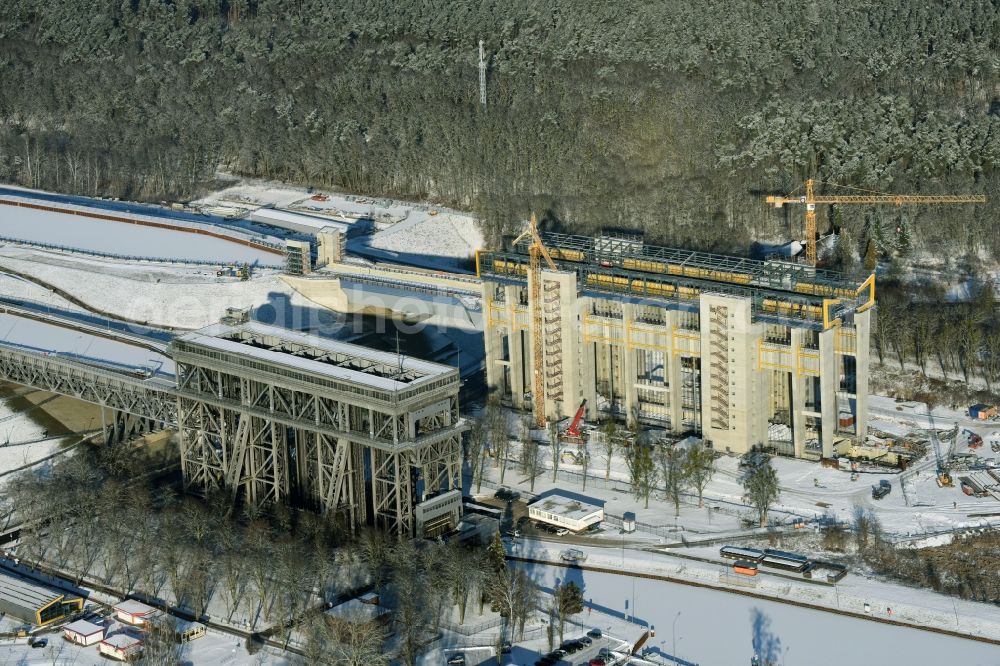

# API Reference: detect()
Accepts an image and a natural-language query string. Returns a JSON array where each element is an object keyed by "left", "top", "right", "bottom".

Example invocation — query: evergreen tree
[
  {"left": 863, "top": 239, "right": 879, "bottom": 272},
  {"left": 554, "top": 581, "right": 585, "bottom": 643}
]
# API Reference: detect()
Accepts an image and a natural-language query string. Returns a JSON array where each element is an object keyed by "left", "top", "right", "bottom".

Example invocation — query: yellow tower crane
[
  {"left": 766, "top": 179, "right": 986, "bottom": 266},
  {"left": 510, "top": 213, "right": 557, "bottom": 427}
]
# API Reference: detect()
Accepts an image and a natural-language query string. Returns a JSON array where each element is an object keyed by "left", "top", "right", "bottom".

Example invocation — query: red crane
[{"left": 562, "top": 400, "right": 588, "bottom": 440}]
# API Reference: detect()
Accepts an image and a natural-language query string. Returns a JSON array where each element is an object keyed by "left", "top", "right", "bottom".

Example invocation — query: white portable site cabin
[
  {"left": 113, "top": 599, "right": 159, "bottom": 626},
  {"left": 62, "top": 619, "right": 104, "bottom": 646},
  {"left": 98, "top": 634, "right": 142, "bottom": 661}
]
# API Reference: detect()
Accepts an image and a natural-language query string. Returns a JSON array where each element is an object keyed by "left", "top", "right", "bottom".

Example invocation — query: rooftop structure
[
  {"left": 480, "top": 231, "right": 870, "bottom": 326},
  {"left": 99, "top": 633, "right": 143, "bottom": 661},
  {"left": 172, "top": 321, "right": 456, "bottom": 403},
  {"left": 114, "top": 599, "right": 159, "bottom": 626},
  {"left": 250, "top": 207, "right": 371, "bottom": 237},
  {"left": 171, "top": 319, "right": 464, "bottom": 535},
  {"left": 63, "top": 619, "right": 105, "bottom": 646},
  {"left": 528, "top": 493, "right": 604, "bottom": 532}
]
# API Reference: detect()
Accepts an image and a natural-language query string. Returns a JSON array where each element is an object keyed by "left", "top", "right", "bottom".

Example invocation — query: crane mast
[
  {"left": 767, "top": 178, "right": 986, "bottom": 266},
  {"left": 511, "top": 213, "right": 556, "bottom": 427}
]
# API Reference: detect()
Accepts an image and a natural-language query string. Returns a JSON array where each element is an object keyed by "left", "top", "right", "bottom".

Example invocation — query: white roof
[
  {"left": 63, "top": 619, "right": 103, "bottom": 636},
  {"left": 176, "top": 321, "right": 455, "bottom": 392},
  {"left": 114, "top": 599, "right": 157, "bottom": 616},
  {"left": 250, "top": 208, "right": 356, "bottom": 233},
  {"left": 529, "top": 494, "right": 603, "bottom": 520},
  {"left": 102, "top": 633, "right": 141, "bottom": 648}
]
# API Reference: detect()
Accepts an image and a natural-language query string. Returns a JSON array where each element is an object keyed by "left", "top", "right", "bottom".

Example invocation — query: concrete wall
[{"left": 480, "top": 275, "right": 872, "bottom": 461}]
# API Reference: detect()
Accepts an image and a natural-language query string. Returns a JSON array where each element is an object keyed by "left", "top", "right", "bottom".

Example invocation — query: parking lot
[{"left": 534, "top": 629, "right": 631, "bottom": 666}]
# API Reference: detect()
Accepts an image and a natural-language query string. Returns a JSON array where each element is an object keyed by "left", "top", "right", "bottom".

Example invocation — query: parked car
[
  {"left": 446, "top": 652, "right": 466, "bottom": 666},
  {"left": 555, "top": 527, "right": 569, "bottom": 536},
  {"left": 598, "top": 648, "right": 614, "bottom": 658},
  {"left": 587, "top": 628, "right": 602, "bottom": 639},
  {"left": 536, "top": 658, "right": 556, "bottom": 666},
  {"left": 549, "top": 649, "right": 568, "bottom": 659},
  {"left": 578, "top": 635, "right": 593, "bottom": 646},
  {"left": 494, "top": 487, "right": 514, "bottom": 501},
  {"left": 29, "top": 638, "right": 47, "bottom": 649},
  {"left": 561, "top": 640, "right": 584, "bottom": 654},
  {"left": 589, "top": 658, "right": 606, "bottom": 666},
  {"left": 560, "top": 548, "right": 587, "bottom": 563}
]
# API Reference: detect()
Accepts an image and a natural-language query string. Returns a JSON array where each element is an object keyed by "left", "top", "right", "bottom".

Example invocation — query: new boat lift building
[{"left": 479, "top": 232, "right": 875, "bottom": 460}]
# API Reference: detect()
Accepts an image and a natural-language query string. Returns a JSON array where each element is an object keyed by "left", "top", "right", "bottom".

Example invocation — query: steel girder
[{"left": 0, "top": 348, "right": 175, "bottom": 423}]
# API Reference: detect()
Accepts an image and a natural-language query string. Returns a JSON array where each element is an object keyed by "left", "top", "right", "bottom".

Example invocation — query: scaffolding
[
  {"left": 542, "top": 279, "right": 564, "bottom": 405},
  {"left": 708, "top": 305, "right": 730, "bottom": 430}
]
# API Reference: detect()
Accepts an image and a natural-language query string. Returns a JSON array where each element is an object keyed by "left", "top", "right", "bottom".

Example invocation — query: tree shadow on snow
[{"left": 751, "top": 608, "right": 782, "bottom": 664}]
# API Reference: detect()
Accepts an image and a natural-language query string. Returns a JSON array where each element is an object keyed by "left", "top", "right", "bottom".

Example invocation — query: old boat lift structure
[{"left": 0, "top": 302, "right": 464, "bottom": 536}]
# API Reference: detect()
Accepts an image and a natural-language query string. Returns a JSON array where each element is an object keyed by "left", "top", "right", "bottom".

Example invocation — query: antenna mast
[{"left": 478, "top": 40, "right": 487, "bottom": 108}]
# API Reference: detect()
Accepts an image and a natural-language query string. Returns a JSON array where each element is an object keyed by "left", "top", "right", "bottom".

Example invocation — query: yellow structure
[{"left": 479, "top": 231, "right": 875, "bottom": 459}]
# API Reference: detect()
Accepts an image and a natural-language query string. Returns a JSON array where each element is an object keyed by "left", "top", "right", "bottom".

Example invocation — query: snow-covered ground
[
  {"left": 196, "top": 179, "right": 484, "bottom": 272},
  {"left": 482, "top": 432, "right": 1000, "bottom": 543},
  {"left": 0, "top": 248, "right": 316, "bottom": 330},
  {"left": 513, "top": 557, "right": 1000, "bottom": 666},
  {"left": 0, "top": 272, "right": 81, "bottom": 311},
  {"left": 0, "top": 198, "right": 282, "bottom": 265},
  {"left": 0, "top": 397, "right": 63, "bottom": 481}
]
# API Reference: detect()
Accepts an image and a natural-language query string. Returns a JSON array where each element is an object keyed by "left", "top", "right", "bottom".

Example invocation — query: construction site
[{"left": 479, "top": 217, "right": 876, "bottom": 460}]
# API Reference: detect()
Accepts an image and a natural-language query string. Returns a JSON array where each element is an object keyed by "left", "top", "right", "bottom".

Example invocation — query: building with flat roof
[
  {"left": 63, "top": 619, "right": 104, "bottom": 645},
  {"left": 528, "top": 493, "right": 604, "bottom": 532},
  {"left": 99, "top": 634, "right": 142, "bottom": 661},
  {"left": 479, "top": 231, "right": 874, "bottom": 460},
  {"left": 113, "top": 599, "right": 160, "bottom": 626},
  {"left": 250, "top": 207, "right": 372, "bottom": 237},
  {"left": 170, "top": 320, "right": 465, "bottom": 536},
  {"left": 0, "top": 569, "right": 83, "bottom": 626}
]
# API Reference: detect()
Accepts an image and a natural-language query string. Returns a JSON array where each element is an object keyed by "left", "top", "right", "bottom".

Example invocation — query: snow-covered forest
[{"left": 0, "top": 0, "right": 996, "bottom": 260}]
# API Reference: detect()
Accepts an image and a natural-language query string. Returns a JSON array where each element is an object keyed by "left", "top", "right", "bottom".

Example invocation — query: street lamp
[{"left": 672, "top": 611, "right": 681, "bottom": 665}]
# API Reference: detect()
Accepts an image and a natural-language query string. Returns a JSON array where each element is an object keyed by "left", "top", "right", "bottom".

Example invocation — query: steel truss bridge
[{"left": 0, "top": 305, "right": 464, "bottom": 536}]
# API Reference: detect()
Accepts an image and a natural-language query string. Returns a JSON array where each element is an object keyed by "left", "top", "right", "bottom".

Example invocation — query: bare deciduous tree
[
  {"left": 625, "top": 443, "right": 658, "bottom": 509},
  {"left": 684, "top": 440, "right": 717, "bottom": 508},
  {"left": 656, "top": 441, "right": 689, "bottom": 517}
]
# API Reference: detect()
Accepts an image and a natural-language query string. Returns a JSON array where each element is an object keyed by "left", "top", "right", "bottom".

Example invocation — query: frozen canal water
[
  {"left": 514, "top": 561, "right": 1000, "bottom": 666},
  {"left": 0, "top": 202, "right": 281, "bottom": 264}
]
